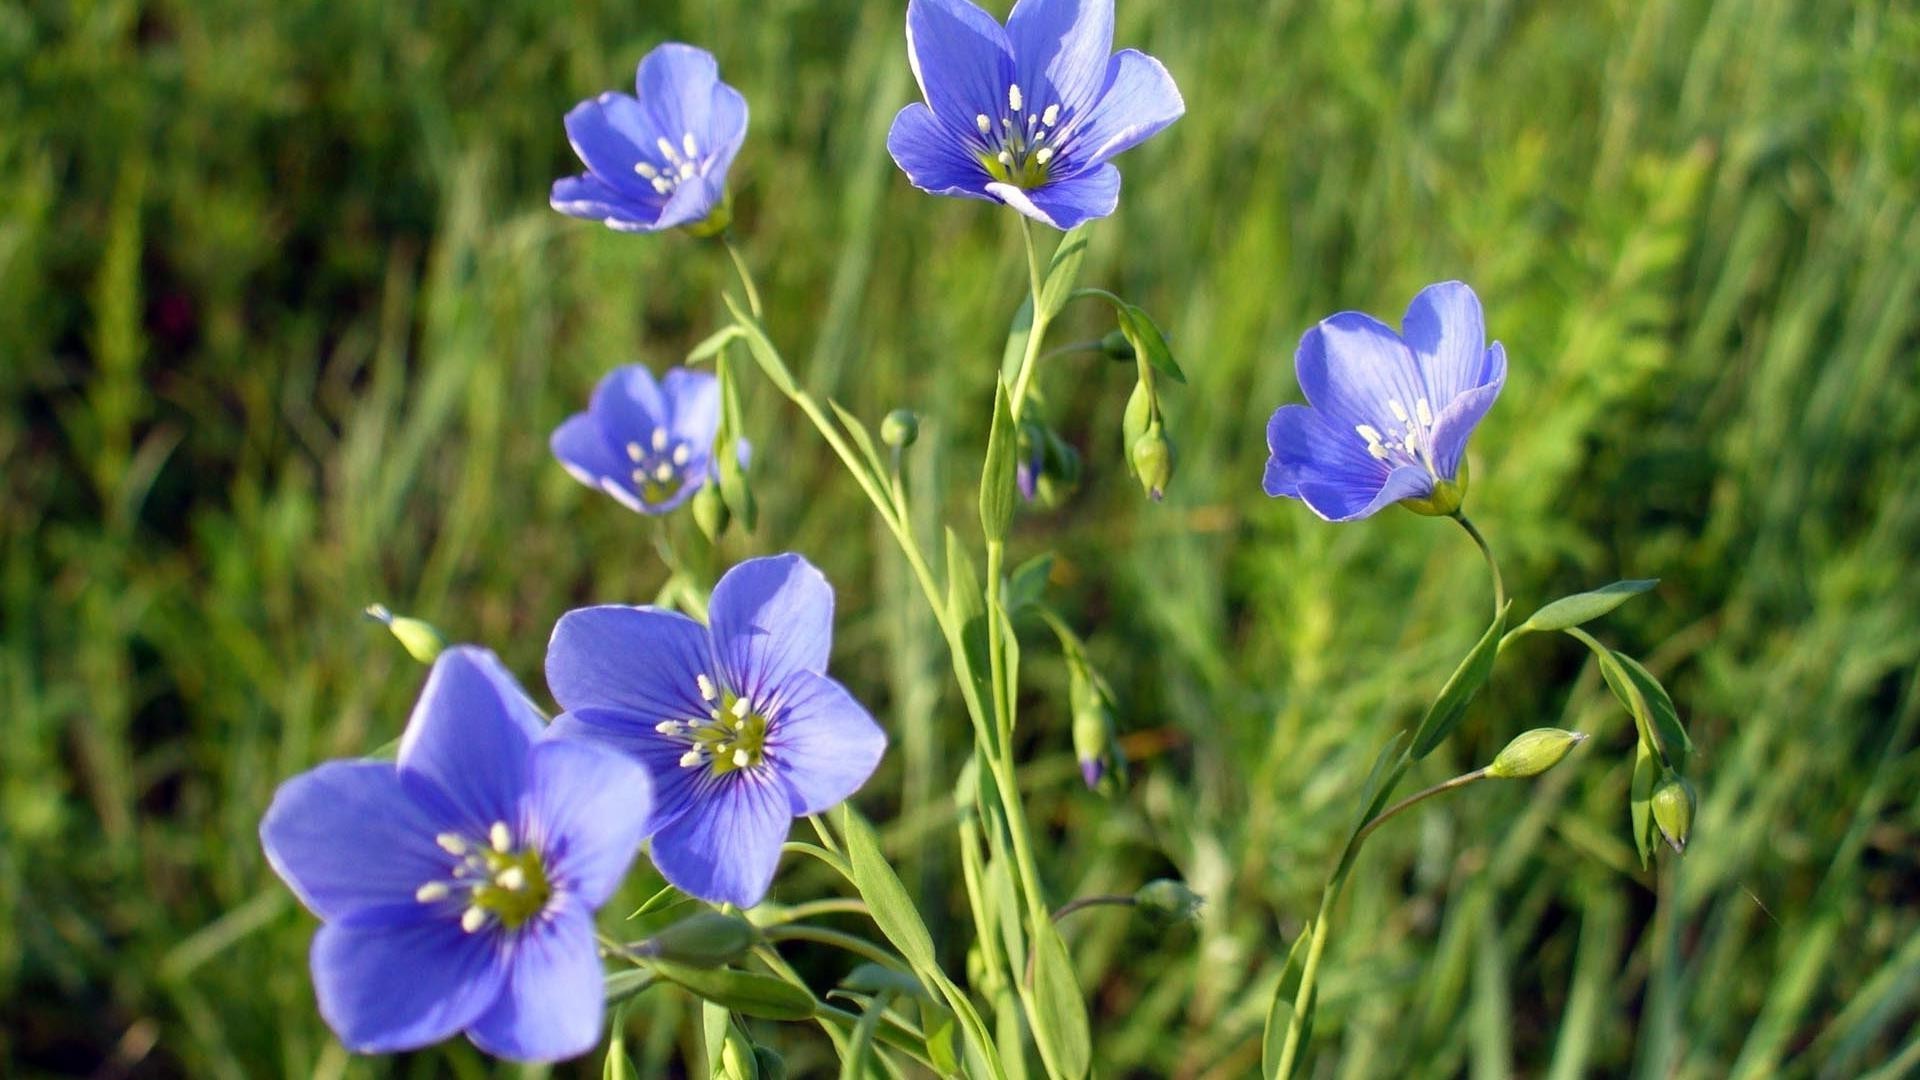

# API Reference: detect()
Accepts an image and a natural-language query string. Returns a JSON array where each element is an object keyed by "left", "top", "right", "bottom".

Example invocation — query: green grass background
[{"left": 4, "top": 0, "right": 1918, "bottom": 1076}]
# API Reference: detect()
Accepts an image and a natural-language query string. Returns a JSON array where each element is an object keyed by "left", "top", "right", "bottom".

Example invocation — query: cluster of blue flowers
[{"left": 263, "top": 0, "right": 1515, "bottom": 1066}]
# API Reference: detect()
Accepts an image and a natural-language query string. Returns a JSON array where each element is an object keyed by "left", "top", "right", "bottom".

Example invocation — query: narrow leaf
[
  {"left": 1410, "top": 602, "right": 1512, "bottom": 759},
  {"left": 722, "top": 292, "right": 796, "bottom": 395},
  {"left": 838, "top": 990, "right": 894, "bottom": 1080},
  {"left": 1262, "top": 923, "right": 1315, "bottom": 1079},
  {"left": 1613, "top": 651, "right": 1692, "bottom": 764},
  {"left": 920, "top": 998, "right": 962, "bottom": 1075},
  {"left": 651, "top": 960, "right": 817, "bottom": 1021},
  {"left": 1000, "top": 294, "right": 1035, "bottom": 385},
  {"left": 980, "top": 380, "right": 1017, "bottom": 541},
  {"left": 1029, "top": 923, "right": 1092, "bottom": 1079},
  {"left": 829, "top": 398, "right": 890, "bottom": 488},
  {"left": 686, "top": 325, "right": 744, "bottom": 364},
  {"left": 1004, "top": 552, "right": 1056, "bottom": 615},
  {"left": 1120, "top": 304, "right": 1185, "bottom": 384},
  {"left": 1629, "top": 739, "right": 1657, "bottom": 870},
  {"left": 603, "top": 969, "right": 658, "bottom": 1008},
  {"left": 1519, "top": 579, "right": 1659, "bottom": 633},
  {"left": 945, "top": 532, "right": 995, "bottom": 735},
  {"left": 840, "top": 805, "right": 941, "bottom": 975},
  {"left": 1036, "top": 224, "right": 1093, "bottom": 323}
]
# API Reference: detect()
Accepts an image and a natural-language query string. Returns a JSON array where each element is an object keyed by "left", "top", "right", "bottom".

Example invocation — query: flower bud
[
  {"left": 1130, "top": 423, "right": 1174, "bottom": 501},
  {"left": 692, "top": 483, "right": 730, "bottom": 542},
  {"left": 1069, "top": 659, "right": 1124, "bottom": 795},
  {"left": 1100, "top": 328, "right": 1135, "bottom": 361},
  {"left": 1485, "top": 728, "right": 1588, "bottom": 779},
  {"left": 363, "top": 604, "right": 444, "bottom": 664},
  {"left": 881, "top": 408, "right": 920, "bottom": 449},
  {"left": 1132, "top": 879, "right": 1205, "bottom": 926},
  {"left": 1122, "top": 380, "right": 1151, "bottom": 451},
  {"left": 634, "top": 911, "right": 757, "bottom": 968},
  {"left": 1651, "top": 772, "right": 1696, "bottom": 854},
  {"left": 717, "top": 436, "right": 757, "bottom": 532}
]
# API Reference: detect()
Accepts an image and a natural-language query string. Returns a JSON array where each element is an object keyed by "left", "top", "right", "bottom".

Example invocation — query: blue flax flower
[
  {"left": 546, "top": 554, "right": 886, "bottom": 908},
  {"left": 553, "top": 364, "right": 724, "bottom": 515},
  {"left": 259, "top": 648, "right": 652, "bottom": 1061},
  {"left": 887, "top": 0, "right": 1184, "bottom": 230},
  {"left": 551, "top": 44, "right": 747, "bottom": 234},
  {"left": 1264, "top": 281, "right": 1507, "bottom": 521}
]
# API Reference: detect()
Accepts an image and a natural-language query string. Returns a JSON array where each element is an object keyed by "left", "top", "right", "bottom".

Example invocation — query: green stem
[
  {"left": 1008, "top": 218, "right": 1053, "bottom": 421},
  {"left": 723, "top": 237, "right": 763, "bottom": 319},
  {"left": 1351, "top": 768, "right": 1489, "bottom": 848},
  {"left": 1453, "top": 513, "right": 1506, "bottom": 616},
  {"left": 764, "top": 925, "right": 909, "bottom": 971}
]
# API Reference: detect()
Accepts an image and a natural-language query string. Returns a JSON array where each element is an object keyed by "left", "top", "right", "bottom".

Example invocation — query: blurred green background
[{"left": 4, "top": 0, "right": 1918, "bottom": 1076}]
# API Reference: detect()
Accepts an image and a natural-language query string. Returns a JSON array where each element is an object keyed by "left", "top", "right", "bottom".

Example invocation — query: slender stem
[
  {"left": 757, "top": 897, "right": 869, "bottom": 926},
  {"left": 1051, "top": 894, "right": 1136, "bottom": 923},
  {"left": 1351, "top": 768, "right": 1490, "bottom": 848},
  {"left": 1008, "top": 218, "right": 1053, "bottom": 420},
  {"left": 1273, "top": 898, "right": 1333, "bottom": 1077},
  {"left": 723, "top": 237, "right": 763, "bottom": 319},
  {"left": 1453, "top": 513, "right": 1506, "bottom": 617},
  {"left": 765, "top": 925, "right": 910, "bottom": 971}
]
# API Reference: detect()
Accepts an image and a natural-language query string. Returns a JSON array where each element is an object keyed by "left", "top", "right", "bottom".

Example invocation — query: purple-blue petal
[
  {"left": 906, "top": 0, "right": 1016, "bottom": 131},
  {"left": 549, "top": 707, "right": 709, "bottom": 841},
  {"left": 1297, "top": 464, "right": 1435, "bottom": 523},
  {"left": 635, "top": 44, "right": 720, "bottom": 153},
  {"left": 310, "top": 915, "right": 506, "bottom": 1054},
  {"left": 549, "top": 173, "right": 662, "bottom": 230},
  {"left": 527, "top": 739, "right": 652, "bottom": 908},
  {"left": 1006, "top": 0, "right": 1115, "bottom": 117},
  {"left": 1264, "top": 403, "right": 1438, "bottom": 521},
  {"left": 704, "top": 82, "right": 751, "bottom": 182},
  {"left": 397, "top": 647, "right": 543, "bottom": 831},
  {"left": 987, "top": 163, "right": 1120, "bottom": 230},
  {"left": 1061, "top": 49, "right": 1184, "bottom": 170},
  {"left": 551, "top": 411, "right": 624, "bottom": 492},
  {"left": 1294, "top": 311, "right": 1428, "bottom": 436},
  {"left": 463, "top": 905, "right": 604, "bottom": 1063},
  {"left": 1426, "top": 342, "right": 1506, "bottom": 479},
  {"left": 888, "top": 103, "right": 996, "bottom": 200},
  {"left": 259, "top": 761, "right": 455, "bottom": 923},
  {"left": 661, "top": 367, "right": 721, "bottom": 450},
  {"left": 648, "top": 771, "right": 792, "bottom": 908},
  {"left": 650, "top": 174, "right": 724, "bottom": 232},
  {"left": 589, "top": 365, "right": 669, "bottom": 446},
  {"left": 709, "top": 554, "right": 834, "bottom": 705},
  {"left": 562, "top": 94, "right": 663, "bottom": 201},
  {"left": 764, "top": 669, "right": 887, "bottom": 816},
  {"left": 1402, "top": 281, "right": 1499, "bottom": 407},
  {"left": 546, "top": 605, "right": 714, "bottom": 721}
]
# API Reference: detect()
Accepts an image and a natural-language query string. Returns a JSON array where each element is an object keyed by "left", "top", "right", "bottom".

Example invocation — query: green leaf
[
  {"left": 920, "top": 998, "right": 962, "bottom": 1076},
  {"left": 840, "top": 964, "right": 930, "bottom": 1001},
  {"left": 829, "top": 398, "right": 890, "bottom": 489},
  {"left": 1029, "top": 923, "right": 1092, "bottom": 1079},
  {"left": 1518, "top": 579, "right": 1659, "bottom": 633},
  {"left": 1590, "top": 646, "right": 1690, "bottom": 771},
  {"left": 1036, "top": 224, "right": 1093, "bottom": 323},
  {"left": 838, "top": 989, "right": 894, "bottom": 1080},
  {"left": 603, "top": 968, "right": 658, "bottom": 1007},
  {"left": 603, "top": 1012, "right": 639, "bottom": 1080},
  {"left": 946, "top": 532, "right": 995, "bottom": 736},
  {"left": 1410, "top": 602, "right": 1512, "bottom": 759},
  {"left": 650, "top": 960, "right": 817, "bottom": 1021},
  {"left": 628, "top": 883, "right": 687, "bottom": 920},
  {"left": 701, "top": 1000, "right": 730, "bottom": 1076},
  {"left": 723, "top": 292, "right": 796, "bottom": 395},
  {"left": 686, "top": 325, "right": 744, "bottom": 364},
  {"left": 1261, "top": 922, "right": 1314, "bottom": 1079},
  {"left": 1629, "top": 739, "right": 1657, "bottom": 870},
  {"left": 1004, "top": 552, "right": 1055, "bottom": 615},
  {"left": 1120, "top": 304, "right": 1185, "bottom": 384},
  {"left": 839, "top": 805, "right": 941, "bottom": 976},
  {"left": 980, "top": 380, "right": 1017, "bottom": 541},
  {"left": 1000, "top": 294, "right": 1035, "bottom": 385}
]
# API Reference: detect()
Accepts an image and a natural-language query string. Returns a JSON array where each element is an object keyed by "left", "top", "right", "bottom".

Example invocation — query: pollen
[
  {"left": 682, "top": 132, "right": 698, "bottom": 158},
  {"left": 416, "top": 882, "right": 450, "bottom": 903},
  {"left": 461, "top": 907, "right": 488, "bottom": 933},
  {"left": 436, "top": 832, "right": 468, "bottom": 856},
  {"left": 672, "top": 444, "right": 690, "bottom": 466},
  {"left": 976, "top": 114, "right": 991, "bottom": 134},
  {"left": 489, "top": 821, "right": 512, "bottom": 853},
  {"left": 1008, "top": 83, "right": 1024, "bottom": 112},
  {"left": 1042, "top": 103, "right": 1061, "bottom": 126}
]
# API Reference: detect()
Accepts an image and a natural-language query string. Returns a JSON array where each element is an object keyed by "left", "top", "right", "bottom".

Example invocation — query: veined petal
[
  {"left": 648, "top": 770, "right": 792, "bottom": 908},
  {"left": 588, "top": 365, "right": 668, "bottom": 446},
  {"left": 1403, "top": 281, "right": 1498, "bottom": 407},
  {"left": 1298, "top": 464, "right": 1435, "bottom": 523},
  {"left": 546, "top": 606, "right": 714, "bottom": 722},
  {"left": 551, "top": 411, "right": 624, "bottom": 491},
  {"left": 526, "top": 739, "right": 652, "bottom": 907},
  {"left": 549, "top": 173, "right": 662, "bottom": 230},
  {"left": 986, "top": 163, "right": 1120, "bottom": 230},
  {"left": 1294, "top": 311, "right": 1429, "bottom": 436},
  {"left": 464, "top": 904, "right": 603, "bottom": 1063},
  {"left": 888, "top": 103, "right": 996, "bottom": 200},
  {"left": 660, "top": 367, "right": 721, "bottom": 450},
  {"left": 703, "top": 82, "right": 750, "bottom": 183},
  {"left": 1426, "top": 342, "right": 1506, "bottom": 480},
  {"left": 1006, "top": 0, "right": 1114, "bottom": 116},
  {"left": 547, "top": 708, "right": 709, "bottom": 841},
  {"left": 562, "top": 94, "right": 659, "bottom": 199},
  {"left": 635, "top": 44, "right": 720, "bottom": 152},
  {"left": 260, "top": 761, "right": 455, "bottom": 923},
  {"left": 907, "top": 0, "right": 1016, "bottom": 132},
  {"left": 764, "top": 670, "right": 887, "bottom": 816},
  {"left": 709, "top": 554, "right": 835, "bottom": 705},
  {"left": 310, "top": 916, "right": 506, "bottom": 1054},
  {"left": 397, "top": 647, "right": 543, "bottom": 831},
  {"left": 650, "top": 174, "right": 723, "bottom": 232},
  {"left": 1062, "top": 49, "right": 1183, "bottom": 169}
]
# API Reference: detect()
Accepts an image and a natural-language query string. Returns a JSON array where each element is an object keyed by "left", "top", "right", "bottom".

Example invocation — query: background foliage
[{"left": 4, "top": 0, "right": 1917, "bottom": 1076}]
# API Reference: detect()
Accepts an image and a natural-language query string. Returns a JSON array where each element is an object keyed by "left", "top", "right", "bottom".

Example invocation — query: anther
[
  {"left": 635, "top": 162, "right": 658, "bottom": 179},
  {"left": 697, "top": 674, "right": 717, "bottom": 701},
  {"left": 730, "top": 697, "right": 752, "bottom": 719},
  {"left": 461, "top": 907, "right": 488, "bottom": 933},
  {"left": 652, "top": 428, "right": 668, "bottom": 452},
  {"left": 1042, "top": 104, "right": 1061, "bottom": 126},
  {"left": 679, "top": 748, "right": 704, "bottom": 768},
  {"left": 1388, "top": 399, "right": 1411, "bottom": 423},
  {"left": 998, "top": 150, "right": 1014, "bottom": 166},
  {"left": 672, "top": 445, "right": 690, "bottom": 466},
  {"left": 656, "top": 137, "right": 680, "bottom": 162},
  {"left": 653, "top": 462, "right": 675, "bottom": 482},
  {"left": 496, "top": 866, "right": 527, "bottom": 891},
  {"left": 1035, "top": 147, "right": 1055, "bottom": 165},
  {"left": 416, "top": 882, "right": 450, "bottom": 903},
  {"left": 682, "top": 133, "right": 698, "bottom": 158},
  {"left": 436, "top": 833, "right": 468, "bottom": 856},
  {"left": 1008, "top": 84, "right": 1023, "bottom": 112},
  {"left": 732, "top": 748, "right": 750, "bottom": 768},
  {"left": 626, "top": 442, "right": 643, "bottom": 462},
  {"left": 651, "top": 177, "right": 673, "bottom": 195},
  {"left": 976, "top": 114, "right": 991, "bottom": 134},
  {"left": 1416, "top": 398, "right": 1434, "bottom": 426},
  {"left": 490, "top": 822, "right": 512, "bottom": 853}
]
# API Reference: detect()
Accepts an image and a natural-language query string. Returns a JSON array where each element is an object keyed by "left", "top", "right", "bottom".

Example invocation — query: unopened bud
[
  {"left": 1130, "top": 423, "right": 1174, "bottom": 501},
  {"left": 1486, "top": 728, "right": 1588, "bottom": 779},
  {"left": 1122, "top": 380, "right": 1151, "bottom": 451},
  {"left": 881, "top": 408, "right": 920, "bottom": 449},
  {"left": 634, "top": 911, "right": 757, "bottom": 968},
  {"left": 364, "top": 604, "right": 444, "bottom": 664},
  {"left": 1651, "top": 772, "right": 1696, "bottom": 854},
  {"left": 1069, "top": 660, "right": 1124, "bottom": 795},
  {"left": 717, "top": 437, "right": 756, "bottom": 532},
  {"left": 1100, "top": 328, "right": 1135, "bottom": 361},
  {"left": 1133, "top": 879, "right": 1205, "bottom": 926},
  {"left": 692, "top": 483, "right": 729, "bottom": 542}
]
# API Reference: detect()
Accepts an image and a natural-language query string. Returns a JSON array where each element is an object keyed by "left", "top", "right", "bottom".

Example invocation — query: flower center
[
  {"left": 976, "top": 83, "right": 1069, "bottom": 189},
  {"left": 656, "top": 673, "right": 770, "bottom": 777},
  {"left": 1355, "top": 396, "right": 1441, "bottom": 479},
  {"left": 417, "top": 822, "right": 553, "bottom": 934},
  {"left": 627, "top": 427, "right": 696, "bottom": 505},
  {"left": 632, "top": 130, "right": 708, "bottom": 198}
]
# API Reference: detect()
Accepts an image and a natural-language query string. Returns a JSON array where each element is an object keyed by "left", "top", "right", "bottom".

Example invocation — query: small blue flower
[
  {"left": 886, "top": 0, "right": 1184, "bottom": 230},
  {"left": 552, "top": 364, "right": 725, "bottom": 515},
  {"left": 546, "top": 554, "right": 887, "bottom": 908},
  {"left": 1264, "top": 282, "right": 1508, "bottom": 521},
  {"left": 551, "top": 43, "right": 748, "bottom": 234},
  {"left": 259, "top": 648, "right": 652, "bottom": 1062}
]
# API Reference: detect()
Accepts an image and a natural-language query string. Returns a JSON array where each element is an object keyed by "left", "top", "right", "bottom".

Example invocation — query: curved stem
[
  {"left": 1020, "top": 895, "right": 1137, "bottom": 985},
  {"left": 1453, "top": 513, "right": 1506, "bottom": 617},
  {"left": 765, "top": 924, "right": 910, "bottom": 971},
  {"left": 1351, "top": 768, "right": 1489, "bottom": 848}
]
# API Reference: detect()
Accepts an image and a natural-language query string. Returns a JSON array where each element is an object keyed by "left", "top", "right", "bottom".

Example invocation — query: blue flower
[
  {"left": 886, "top": 0, "right": 1184, "bottom": 230},
  {"left": 259, "top": 648, "right": 651, "bottom": 1062},
  {"left": 552, "top": 364, "right": 725, "bottom": 515},
  {"left": 551, "top": 44, "right": 748, "bottom": 234},
  {"left": 546, "top": 554, "right": 887, "bottom": 908},
  {"left": 1264, "top": 282, "right": 1507, "bottom": 521}
]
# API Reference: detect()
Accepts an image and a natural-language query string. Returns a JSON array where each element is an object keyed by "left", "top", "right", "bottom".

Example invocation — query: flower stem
[
  {"left": 1351, "top": 768, "right": 1490, "bottom": 848},
  {"left": 1453, "top": 512, "right": 1506, "bottom": 617},
  {"left": 723, "top": 237, "right": 763, "bottom": 319},
  {"left": 1008, "top": 218, "right": 1053, "bottom": 421}
]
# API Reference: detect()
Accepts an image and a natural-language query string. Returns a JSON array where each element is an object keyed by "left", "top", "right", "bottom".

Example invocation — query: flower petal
[
  {"left": 986, "top": 163, "right": 1120, "bottom": 230},
  {"left": 765, "top": 670, "right": 887, "bottom": 816},
  {"left": 310, "top": 915, "right": 506, "bottom": 1054},
  {"left": 1293, "top": 311, "right": 1429, "bottom": 436},
  {"left": 888, "top": 103, "right": 996, "bottom": 200},
  {"left": 709, "top": 554, "right": 834, "bottom": 704},
  {"left": 648, "top": 771, "right": 792, "bottom": 907},
  {"left": 397, "top": 647, "right": 543, "bottom": 831},
  {"left": 562, "top": 94, "right": 662, "bottom": 200},
  {"left": 546, "top": 605, "right": 714, "bottom": 721},
  {"left": 1006, "top": 0, "right": 1114, "bottom": 115},
  {"left": 907, "top": 0, "right": 1016, "bottom": 131},
  {"left": 588, "top": 365, "right": 668, "bottom": 447},
  {"left": 1403, "top": 281, "right": 1499, "bottom": 407},
  {"left": 551, "top": 411, "right": 623, "bottom": 491},
  {"left": 548, "top": 708, "right": 709, "bottom": 840},
  {"left": 1426, "top": 341, "right": 1506, "bottom": 479},
  {"left": 527, "top": 739, "right": 652, "bottom": 907},
  {"left": 1061, "top": 49, "right": 1183, "bottom": 169},
  {"left": 661, "top": 367, "right": 721, "bottom": 450},
  {"left": 706, "top": 82, "right": 750, "bottom": 172},
  {"left": 549, "top": 173, "right": 660, "bottom": 230},
  {"left": 1297, "top": 464, "right": 1435, "bottom": 523},
  {"left": 635, "top": 43, "right": 720, "bottom": 151},
  {"left": 651, "top": 174, "right": 723, "bottom": 232},
  {"left": 464, "top": 905, "right": 603, "bottom": 1063},
  {"left": 1265, "top": 404, "right": 1438, "bottom": 521},
  {"left": 260, "top": 761, "right": 454, "bottom": 923}
]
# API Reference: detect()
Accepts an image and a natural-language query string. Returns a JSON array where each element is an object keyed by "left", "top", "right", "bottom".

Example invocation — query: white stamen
[
  {"left": 1042, "top": 103, "right": 1060, "bottom": 126},
  {"left": 697, "top": 674, "right": 717, "bottom": 701},
  {"left": 490, "top": 822, "right": 512, "bottom": 853},
  {"left": 679, "top": 748, "right": 705, "bottom": 768},
  {"left": 655, "top": 720, "right": 683, "bottom": 735},
  {"left": 672, "top": 444, "right": 690, "bottom": 466},
  {"left": 1388, "top": 399, "right": 1411, "bottom": 423},
  {"left": 436, "top": 833, "right": 468, "bottom": 856},
  {"left": 730, "top": 696, "right": 752, "bottom": 719},
  {"left": 626, "top": 442, "right": 642, "bottom": 462},
  {"left": 1035, "top": 147, "right": 1055, "bottom": 165},
  {"left": 1416, "top": 398, "right": 1434, "bottom": 426},
  {"left": 682, "top": 132, "right": 698, "bottom": 158},
  {"left": 976, "top": 113, "right": 991, "bottom": 134},
  {"left": 732, "top": 748, "right": 750, "bottom": 768},
  {"left": 1008, "top": 83, "right": 1023, "bottom": 112},
  {"left": 496, "top": 866, "right": 527, "bottom": 891},
  {"left": 653, "top": 462, "right": 675, "bottom": 482},
  {"left": 635, "top": 162, "right": 659, "bottom": 179},
  {"left": 656, "top": 137, "right": 679, "bottom": 162},
  {"left": 997, "top": 150, "right": 1014, "bottom": 166},
  {"left": 461, "top": 906, "right": 488, "bottom": 933},
  {"left": 652, "top": 428, "right": 668, "bottom": 452},
  {"left": 416, "top": 882, "right": 450, "bottom": 903},
  {"left": 651, "top": 177, "right": 673, "bottom": 195},
  {"left": 679, "top": 161, "right": 696, "bottom": 179}
]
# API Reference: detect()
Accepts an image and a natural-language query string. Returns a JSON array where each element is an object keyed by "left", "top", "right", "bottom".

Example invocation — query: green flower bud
[
  {"left": 1485, "top": 728, "right": 1588, "bottom": 779},
  {"left": 1651, "top": 772, "right": 1696, "bottom": 854},
  {"left": 881, "top": 408, "right": 921, "bottom": 449},
  {"left": 1122, "top": 380, "right": 1151, "bottom": 454},
  {"left": 717, "top": 437, "right": 757, "bottom": 532},
  {"left": 364, "top": 604, "right": 444, "bottom": 664},
  {"left": 1100, "top": 328, "right": 1135, "bottom": 360},
  {"left": 1130, "top": 423, "right": 1174, "bottom": 501},
  {"left": 1133, "top": 879, "right": 1205, "bottom": 926},
  {"left": 720, "top": 1027, "right": 758, "bottom": 1080},
  {"left": 1069, "top": 659, "right": 1124, "bottom": 795},
  {"left": 692, "top": 483, "right": 730, "bottom": 543},
  {"left": 634, "top": 911, "right": 757, "bottom": 968},
  {"left": 750, "top": 1046, "right": 787, "bottom": 1080}
]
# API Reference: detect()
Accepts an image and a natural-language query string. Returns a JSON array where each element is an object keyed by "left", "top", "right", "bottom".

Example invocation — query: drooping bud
[
  {"left": 881, "top": 408, "right": 920, "bottom": 449},
  {"left": 1130, "top": 422, "right": 1174, "bottom": 501},
  {"left": 1100, "top": 328, "right": 1135, "bottom": 361},
  {"left": 633, "top": 911, "right": 757, "bottom": 968},
  {"left": 692, "top": 483, "right": 730, "bottom": 543},
  {"left": 1069, "top": 658, "right": 1124, "bottom": 795},
  {"left": 1651, "top": 772, "right": 1696, "bottom": 854},
  {"left": 1132, "top": 879, "right": 1205, "bottom": 926},
  {"left": 717, "top": 436, "right": 757, "bottom": 532},
  {"left": 364, "top": 604, "right": 444, "bottom": 664},
  {"left": 1122, "top": 380, "right": 1151, "bottom": 454},
  {"left": 1485, "top": 728, "right": 1588, "bottom": 779}
]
